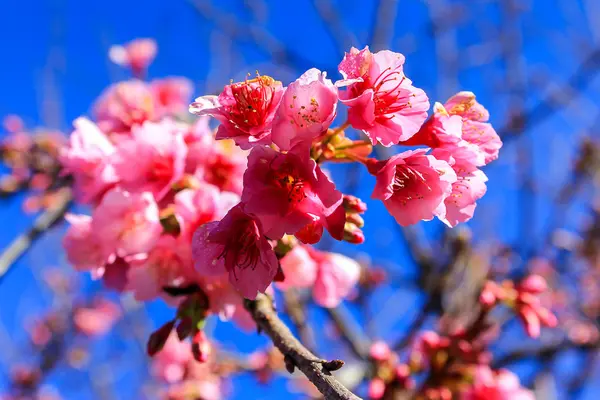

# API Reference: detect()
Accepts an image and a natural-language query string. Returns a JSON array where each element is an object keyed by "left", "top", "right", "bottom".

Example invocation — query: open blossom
[
  {"left": 271, "top": 68, "right": 338, "bottom": 150},
  {"left": 337, "top": 46, "right": 429, "bottom": 146},
  {"left": 191, "top": 139, "right": 248, "bottom": 195},
  {"left": 433, "top": 148, "right": 488, "bottom": 227},
  {"left": 192, "top": 205, "right": 278, "bottom": 299},
  {"left": 94, "top": 80, "right": 156, "bottom": 134},
  {"left": 174, "top": 186, "right": 222, "bottom": 241},
  {"left": 151, "top": 77, "right": 194, "bottom": 117},
  {"left": 444, "top": 91, "right": 501, "bottom": 165},
  {"left": 462, "top": 366, "right": 534, "bottom": 400},
  {"left": 59, "top": 117, "right": 118, "bottom": 203},
  {"left": 152, "top": 332, "right": 193, "bottom": 384},
  {"left": 203, "top": 277, "right": 256, "bottom": 331},
  {"left": 73, "top": 299, "right": 121, "bottom": 336},
  {"left": 401, "top": 103, "right": 485, "bottom": 168},
  {"left": 92, "top": 188, "right": 162, "bottom": 258},
  {"left": 241, "top": 146, "right": 345, "bottom": 242},
  {"left": 112, "top": 120, "right": 188, "bottom": 200},
  {"left": 63, "top": 214, "right": 106, "bottom": 272},
  {"left": 368, "top": 149, "right": 456, "bottom": 226},
  {"left": 278, "top": 245, "right": 360, "bottom": 308},
  {"left": 277, "top": 245, "right": 318, "bottom": 290},
  {"left": 127, "top": 235, "right": 194, "bottom": 302},
  {"left": 311, "top": 248, "right": 361, "bottom": 308},
  {"left": 109, "top": 38, "right": 157, "bottom": 77},
  {"left": 190, "top": 74, "right": 284, "bottom": 149}
]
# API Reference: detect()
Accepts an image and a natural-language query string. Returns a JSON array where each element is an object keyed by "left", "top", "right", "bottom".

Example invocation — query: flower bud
[
  {"left": 368, "top": 378, "right": 386, "bottom": 400},
  {"left": 519, "top": 274, "right": 548, "bottom": 294},
  {"left": 191, "top": 330, "right": 211, "bottom": 363}
]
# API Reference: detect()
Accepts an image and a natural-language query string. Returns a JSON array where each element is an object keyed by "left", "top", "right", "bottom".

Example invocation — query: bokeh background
[{"left": 1, "top": 0, "right": 600, "bottom": 398}]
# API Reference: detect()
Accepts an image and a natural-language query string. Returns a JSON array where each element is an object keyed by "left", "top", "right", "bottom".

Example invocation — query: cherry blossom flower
[
  {"left": 277, "top": 245, "right": 318, "bottom": 290},
  {"left": 203, "top": 277, "right": 256, "bottom": 331},
  {"left": 94, "top": 80, "right": 156, "bottom": 134},
  {"left": 63, "top": 214, "right": 107, "bottom": 272},
  {"left": 174, "top": 185, "right": 223, "bottom": 241},
  {"left": 91, "top": 188, "right": 162, "bottom": 258},
  {"left": 368, "top": 149, "right": 456, "bottom": 226},
  {"left": 151, "top": 77, "right": 194, "bottom": 117},
  {"left": 241, "top": 145, "right": 345, "bottom": 241},
  {"left": 59, "top": 117, "right": 118, "bottom": 203},
  {"left": 278, "top": 245, "right": 360, "bottom": 308},
  {"left": 271, "top": 68, "right": 338, "bottom": 150},
  {"left": 444, "top": 91, "right": 501, "bottom": 165},
  {"left": 192, "top": 205, "right": 278, "bottom": 299},
  {"left": 109, "top": 38, "right": 157, "bottom": 77},
  {"left": 190, "top": 74, "right": 284, "bottom": 149},
  {"left": 112, "top": 120, "right": 188, "bottom": 201},
  {"left": 152, "top": 332, "right": 193, "bottom": 384},
  {"left": 127, "top": 235, "right": 194, "bottom": 302},
  {"left": 310, "top": 247, "right": 361, "bottom": 308},
  {"left": 192, "top": 140, "right": 248, "bottom": 195},
  {"left": 73, "top": 299, "right": 121, "bottom": 337},
  {"left": 401, "top": 102, "right": 485, "bottom": 168},
  {"left": 337, "top": 46, "right": 429, "bottom": 146},
  {"left": 462, "top": 366, "right": 534, "bottom": 400},
  {"left": 433, "top": 148, "right": 488, "bottom": 227}
]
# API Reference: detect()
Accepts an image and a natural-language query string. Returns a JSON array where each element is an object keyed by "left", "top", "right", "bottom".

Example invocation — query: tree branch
[{"left": 245, "top": 294, "right": 362, "bottom": 400}]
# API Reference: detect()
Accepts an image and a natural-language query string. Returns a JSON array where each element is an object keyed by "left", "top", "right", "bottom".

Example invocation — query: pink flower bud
[
  {"left": 343, "top": 195, "right": 368, "bottom": 213},
  {"left": 395, "top": 364, "right": 410, "bottom": 380},
  {"left": 479, "top": 287, "right": 497, "bottom": 308},
  {"left": 344, "top": 226, "right": 365, "bottom": 244},
  {"left": 368, "top": 378, "right": 386, "bottom": 400},
  {"left": 518, "top": 305, "right": 541, "bottom": 338},
  {"left": 192, "top": 330, "right": 211, "bottom": 363},
  {"left": 519, "top": 274, "right": 548, "bottom": 294},
  {"left": 369, "top": 341, "right": 391, "bottom": 362}
]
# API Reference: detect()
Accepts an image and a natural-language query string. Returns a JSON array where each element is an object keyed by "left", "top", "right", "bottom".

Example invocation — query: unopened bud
[
  {"left": 343, "top": 228, "right": 365, "bottom": 244},
  {"left": 343, "top": 195, "right": 367, "bottom": 213},
  {"left": 346, "top": 213, "right": 364, "bottom": 228},
  {"left": 191, "top": 330, "right": 211, "bottom": 363},
  {"left": 368, "top": 378, "right": 386, "bottom": 400},
  {"left": 519, "top": 274, "right": 548, "bottom": 294},
  {"left": 369, "top": 341, "right": 391, "bottom": 362}
]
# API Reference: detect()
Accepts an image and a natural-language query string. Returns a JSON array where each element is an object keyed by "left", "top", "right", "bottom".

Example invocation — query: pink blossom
[
  {"left": 112, "top": 120, "right": 188, "bottom": 200},
  {"left": 151, "top": 77, "right": 194, "bottom": 117},
  {"left": 63, "top": 214, "right": 107, "bottom": 272},
  {"left": 337, "top": 46, "right": 429, "bottom": 146},
  {"left": 174, "top": 186, "right": 222, "bottom": 241},
  {"left": 432, "top": 148, "right": 488, "bottom": 227},
  {"left": 192, "top": 205, "right": 278, "bottom": 299},
  {"left": 190, "top": 75, "right": 284, "bottom": 149},
  {"left": 462, "top": 366, "right": 534, "bottom": 400},
  {"left": 73, "top": 299, "right": 121, "bottom": 336},
  {"left": 59, "top": 118, "right": 118, "bottom": 203},
  {"left": 271, "top": 68, "right": 338, "bottom": 150},
  {"left": 109, "top": 38, "right": 157, "bottom": 77},
  {"left": 203, "top": 277, "right": 256, "bottom": 331},
  {"left": 92, "top": 188, "right": 162, "bottom": 258},
  {"left": 94, "top": 80, "right": 156, "bottom": 134},
  {"left": 152, "top": 332, "right": 193, "bottom": 384},
  {"left": 369, "top": 341, "right": 392, "bottom": 362},
  {"left": 368, "top": 149, "right": 457, "bottom": 226},
  {"left": 127, "top": 236, "right": 194, "bottom": 302},
  {"left": 444, "top": 91, "right": 502, "bottom": 165},
  {"left": 401, "top": 103, "right": 485, "bottom": 167},
  {"left": 241, "top": 146, "right": 345, "bottom": 241},
  {"left": 277, "top": 245, "right": 318, "bottom": 290},
  {"left": 192, "top": 140, "right": 248, "bottom": 195},
  {"left": 310, "top": 248, "right": 361, "bottom": 308},
  {"left": 102, "top": 257, "right": 131, "bottom": 292}
]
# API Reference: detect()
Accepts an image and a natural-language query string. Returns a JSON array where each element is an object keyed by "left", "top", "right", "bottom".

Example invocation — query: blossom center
[
  {"left": 217, "top": 220, "right": 261, "bottom": 275},
  {"left": 371, "top": 68, "right": 409, "bottom": 117},
  {"left": 228, "top": 74, "right": 278, "bottom": 128},
  {"left": 268, "top": 164, "right": 307, "bottom": 204}
]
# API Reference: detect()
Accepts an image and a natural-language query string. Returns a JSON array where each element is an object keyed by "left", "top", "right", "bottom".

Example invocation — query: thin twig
[
  {"left": 245, "top": 294, "right": 362, "bottom": 400},
  {"left": 0, "top": 187, "right": 72, "bottom": 281},
  {"left": 325, "top": 304, "right": 371, "bottom": 360}
]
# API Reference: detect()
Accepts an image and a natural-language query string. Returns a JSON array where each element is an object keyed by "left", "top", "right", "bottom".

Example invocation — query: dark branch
[{"left": 245, "top": 294, "right": 362, "bottom": 400}]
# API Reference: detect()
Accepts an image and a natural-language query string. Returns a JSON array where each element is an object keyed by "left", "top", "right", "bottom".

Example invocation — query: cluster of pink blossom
[
  {"left": 190, "top": 45, "right": 501, "bottom": 300},
  {"left": 480, "top": 274, "right": 557, "bottom": 338}
]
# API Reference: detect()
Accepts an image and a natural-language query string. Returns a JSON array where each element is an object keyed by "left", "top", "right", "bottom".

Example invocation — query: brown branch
[
  {"left": 245, "top": 294, "right": 362, "bottom": 400},
  {"left": 283, "top": 289, "right": 317, "bottom": 352},
  {"left": 325, "top": 304, "right": 371, "bottom": 360}
]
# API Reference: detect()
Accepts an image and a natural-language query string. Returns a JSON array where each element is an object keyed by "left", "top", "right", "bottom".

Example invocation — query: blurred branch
[
  {"left": 245, "top": 294, "right": 362, "bottom": 400},
  {"left": 284, "top": 290, "right": 317, "bottom": 352},
  {"left": 368, "top": 0, "right": 399, "bottom": 50},
  {"left": 325, "top": 304, "right": 371, "bottom": 360},
  {"left": 499, "top": 48, "right": 600, "bottom": 141},
  {"left": 0, "top": 187, "right": 72, "bottom": 282},
  {"left": 493, "top": 339, "right": 599, "bottom": 368}
]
